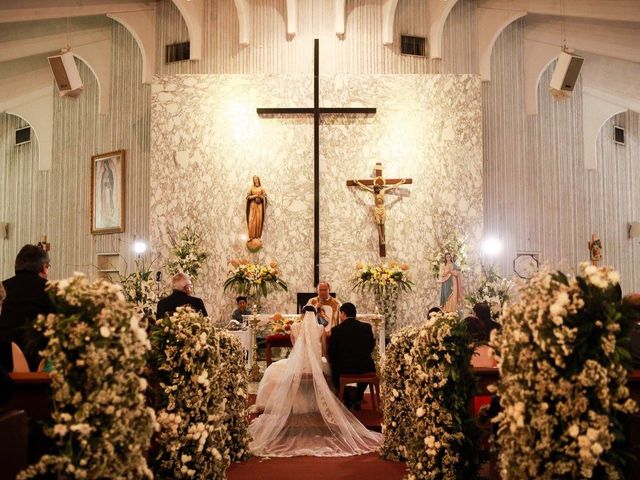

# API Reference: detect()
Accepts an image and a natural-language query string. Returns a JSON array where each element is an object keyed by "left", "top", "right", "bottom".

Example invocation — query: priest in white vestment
[{"left": 306, "top": 281, "right": 341, "bottom": 331}]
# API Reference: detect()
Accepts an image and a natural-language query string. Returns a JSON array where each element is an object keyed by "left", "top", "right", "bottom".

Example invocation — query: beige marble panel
[{"left": 150, "top": 74, "right": 483, "bottom": 329}]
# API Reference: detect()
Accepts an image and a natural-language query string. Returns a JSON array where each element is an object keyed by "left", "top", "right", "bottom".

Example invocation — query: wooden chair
[
  {"left": 338, "top": 372, "right": 380, "bottom": 412},
  {"left": 265, "top": 334, "right": 292, "bottom": 366},
  {"left": 11, "top": 343, "right": 30, "bottom": 373}
]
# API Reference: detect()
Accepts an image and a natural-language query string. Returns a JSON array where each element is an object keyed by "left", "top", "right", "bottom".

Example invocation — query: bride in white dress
[{"left": 249, "top": 305, "right": 382, "bottom": 457}]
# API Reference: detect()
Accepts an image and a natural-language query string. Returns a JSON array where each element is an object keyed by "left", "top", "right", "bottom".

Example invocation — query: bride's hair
[{"left": 301, "top": 305, "right": 317, "bottom": 314}]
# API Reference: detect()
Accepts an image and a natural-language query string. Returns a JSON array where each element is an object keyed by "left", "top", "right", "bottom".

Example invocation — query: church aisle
[{"left": 226, "top": 453, "right": 406, "bottom": 480}]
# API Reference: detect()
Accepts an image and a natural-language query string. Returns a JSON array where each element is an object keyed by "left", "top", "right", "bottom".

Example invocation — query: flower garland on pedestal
[
  {"left": 491, "top": 264, "right": 638, "bottom": 479},
  {"left": 223, "top": 259, "right": 287, "bottom": 311},
  {"left": 426, "top": 228, "right": 468, "bottom": 279},
  {"left": 119, "top": 257, "right": 159, "bottom": 318},
  {"left": 166, "top": 226, "right": 209, "bottom": 280},
  {"left": 352, "top": 261, "right": 413, "bottom": 331},
  {"left": 148, "top": 307, "right": 249, "bottom": 479},
  {"left": 465, "top": 267, "right": 513, "bottom": 318},
  {"left": 381, "top": 312, "right": 482, "bottom": 479},
  {"left": 18, "top": 274, "right": 156, "bottom": 480}
]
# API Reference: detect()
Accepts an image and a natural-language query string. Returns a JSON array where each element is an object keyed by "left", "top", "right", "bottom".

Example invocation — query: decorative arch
[
  {"left": 524, "top": 40, "right": 560, "bottom": 115},
  {"left": 477, "top": 7, "right": 527, "bottom": 81},
  {"left": 582, "top": 91, "right": 627, "bottom": 170},
  {"left": 5, "top": 88, "right": 53, "bottom": 171},
  {"left": 381, "top": 0, "right": 399, "bottom": 45},
  {"left": 286, "top": 0, "right": 298, "bottom": 35},
  {"left": 233, "top": 0, "right": 251, "bottom": 46},
  {"left": 170, "top": 0, "right": 204, "bottom": 59},
  {"left": 428, "top": 0, "right": 458, "bottom": 59},
  {"left": 107, "top": 9, "right": 156, "bottom": 83},
  {"left": 72, "top": 42, "right": 111, "bottom": 115}
]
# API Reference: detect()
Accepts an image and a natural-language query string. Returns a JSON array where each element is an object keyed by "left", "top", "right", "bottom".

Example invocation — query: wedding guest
[
  {"left": 306, "top": 281, "right": 341, "bottom": 331},
  {"left": 231, "top": 296, "right": 252, "bottom": 323},
  {"left": 156, "top": 273, "right": 208, "bottom": 319},
  {"left": 465, "top": 315, "right": 497, "bottom": 368},
  {"left": 328, "top": 302, "right": 375, "bottom": 410},
  {"left": 0, "top": 244, "right": 55, "bottom": 371},
  {"left": 473, "top": 302, "right": 501, "bottom": 331}
]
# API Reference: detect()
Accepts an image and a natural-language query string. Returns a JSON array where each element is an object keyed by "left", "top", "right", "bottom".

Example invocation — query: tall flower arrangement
[
  {"left": 465, "top": 267, "right": 513, "bottom": 318},
  {"left": 119, "top": 257, "right": 159, "bottom": 318},
  {"left": 381, "top": 312, "right": 482, "bottom": 479},
  {"left": 426, "top": 228, "right": 467, "bottom": 278},
  {"left": 223, "top": 259, "right": 287, "bottom": 310},
  {"left": 353, "top": 261, "right": 413, "bottom": 330},
  {"left": 18, "top": 274, "right": 156, "bottom": 480},
  {"left": 148, "top": 307, "right": 250, "bottom": 479},
  {"left": 491, "top": 264, "right": 638, "bottom": 479},
  {"left": 166, "top": 226, "right": 209, "bottom": 280}
]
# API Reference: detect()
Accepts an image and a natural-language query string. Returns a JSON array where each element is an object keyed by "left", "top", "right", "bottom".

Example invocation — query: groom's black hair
[
  {"left": 340, "top": 302, "right": 357, "bottom": 318},
  {"left": 302, "top": 305, "right": 317, "bottom": 314}
]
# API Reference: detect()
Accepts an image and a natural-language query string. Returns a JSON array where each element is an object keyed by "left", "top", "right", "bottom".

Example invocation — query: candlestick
[
  {"left": 249, "top": 310, "right": 262, "bottom": 381},
  {"left": 371, "top": 311, "right": 383, "bottom": 373}
]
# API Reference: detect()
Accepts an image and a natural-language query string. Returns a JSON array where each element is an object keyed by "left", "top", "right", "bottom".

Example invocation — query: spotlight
[
  {"left": 481, "top": 236, "right": 503, "bottom": 257},
  {"left": 133, "top": 241, "right": 147, "bottom": 255}
]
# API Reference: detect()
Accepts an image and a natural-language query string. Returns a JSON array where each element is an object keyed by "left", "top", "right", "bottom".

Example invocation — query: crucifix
[
  {"left": 347, "top": 162, "right": 413, "bottom": 257},
  {"left": 257, "top": 39, "right": 376, "bottom": 286}
]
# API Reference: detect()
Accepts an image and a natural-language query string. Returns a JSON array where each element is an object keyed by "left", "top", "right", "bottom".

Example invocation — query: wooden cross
[
  {"left": 257, "top": 39, "right": 376, "bottom": 287},
  {"left": 347, "top": 162, "right": 413, "bottom": 257}
]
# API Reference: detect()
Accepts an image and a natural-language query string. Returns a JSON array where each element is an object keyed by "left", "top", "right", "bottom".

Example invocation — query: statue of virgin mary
[{"left": 246, "top": 175, "right": 267, "bottom": 251}]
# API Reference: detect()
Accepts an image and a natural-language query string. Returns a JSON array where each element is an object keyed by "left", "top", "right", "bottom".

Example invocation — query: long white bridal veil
[{"left": 248, "top": 310, "right": 382, "bottom": 457}]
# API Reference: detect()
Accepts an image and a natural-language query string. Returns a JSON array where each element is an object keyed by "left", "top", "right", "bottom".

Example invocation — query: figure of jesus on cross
[{"left": 347, "top": 162, "right": 413, "bottom": 257}]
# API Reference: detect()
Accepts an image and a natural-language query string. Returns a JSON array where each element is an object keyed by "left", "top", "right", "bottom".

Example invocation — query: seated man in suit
[
  {"left": 328, "top": 302, "right": 375, "bottom": 410},
  {"left": 0, "top": 244, "right": 55, "bottom": 371},
  {"left": 156, "top": 273, "right": 208, "bottom": 319}
]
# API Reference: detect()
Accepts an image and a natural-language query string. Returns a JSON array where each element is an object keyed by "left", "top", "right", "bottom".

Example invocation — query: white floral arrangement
[
  {"left": 18, "top": 274, "right": 156, "bottom": 480},
  {"left": 148, "top": 307, "right": 250, "bottom": 479},
  {"left": 166, "top": 226, "right": 209, "bottom": 280},
  {"left": 466, "top": 267, "right": 513, "bottom": 318},
  {"left": 119, "top": 257, "right": 159, "bottom": 318},
  {"left": 491, "top": 263, "right": 638, "bottom": 479},
  {"left": 426, "top": 228, "right": 468, "bottom": 279},
  {"left": 381, "top": 312, "right": 482, "bottom": 479},
  {"left": 353, "top": 261, "right": 413, "bottom": 330}
]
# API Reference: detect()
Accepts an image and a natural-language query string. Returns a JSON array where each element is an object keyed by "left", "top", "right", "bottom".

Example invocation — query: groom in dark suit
[{"left": 328, "top": 302, "right": 376, "bottom": 409}]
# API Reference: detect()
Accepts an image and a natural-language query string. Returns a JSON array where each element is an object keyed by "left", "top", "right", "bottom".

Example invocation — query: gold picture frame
[{"left": 91, "top": 150, "right": 125, "bottom": 234}]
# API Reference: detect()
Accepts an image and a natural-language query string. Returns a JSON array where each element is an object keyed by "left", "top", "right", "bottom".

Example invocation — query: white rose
[
  {"left": 568, "top": 425, "right": 579, "bottom": 437},
  {"left": 586, "top": 428, "right": 599, "bottom": 441},
  {"left": 99, "top": 326, "right": 111, "bottom": 338},
  {"left": 549, "top": 304, "right": 566, "bottom": 317},
  {"left": 607, "top": 271, "right": 620, "bottom": 284},
  {"left": 584, "top": 265, "right": 598, "bottom": 276},
  {"left": 591, "top": 442, "right": 603, "bottom": 455},
  {"left": 416, "top": 407, "right": 425, "bottom": 418}
]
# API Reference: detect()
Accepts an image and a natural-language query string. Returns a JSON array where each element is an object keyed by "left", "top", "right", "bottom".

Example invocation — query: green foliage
[{"left": 381, "top": 312, "right": 482, "bottom": 479}]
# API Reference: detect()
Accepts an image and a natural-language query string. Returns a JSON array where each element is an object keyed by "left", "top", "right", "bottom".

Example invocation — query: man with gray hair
[
  {"left": 156, "top": 272, "right": 208, "bottom": 319},
  {"left": 0, "top": 244, "right": 55, "bottom": 371}
]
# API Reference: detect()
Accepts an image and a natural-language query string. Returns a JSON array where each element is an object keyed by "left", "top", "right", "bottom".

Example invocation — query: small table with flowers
[{"left": 241, "top": 313, "right": 386, "bottom": 376}]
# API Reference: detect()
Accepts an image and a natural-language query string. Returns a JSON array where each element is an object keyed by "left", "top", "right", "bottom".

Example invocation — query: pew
[
  {"left": 0, "top": 410, "right": 28, "bottom": 480},
  {"left": 6, "top": 372, "right": 52, "bottom": 422}
]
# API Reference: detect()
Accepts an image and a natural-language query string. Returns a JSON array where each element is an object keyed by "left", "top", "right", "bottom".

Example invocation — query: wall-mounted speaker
[
  {"left": 550, "top": 51, "right": 584, "bottom": 92},
  {"left": 629, "top": 222, "right": 640, "bottom": 239},
  {"left": 47, "top": 51, "right": 83, "bottom": 98}
]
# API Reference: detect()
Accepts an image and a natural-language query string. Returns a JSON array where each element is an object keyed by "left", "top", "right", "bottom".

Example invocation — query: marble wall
[{"left": 150, "top": 74, "right": 483, "bottom": 327}]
